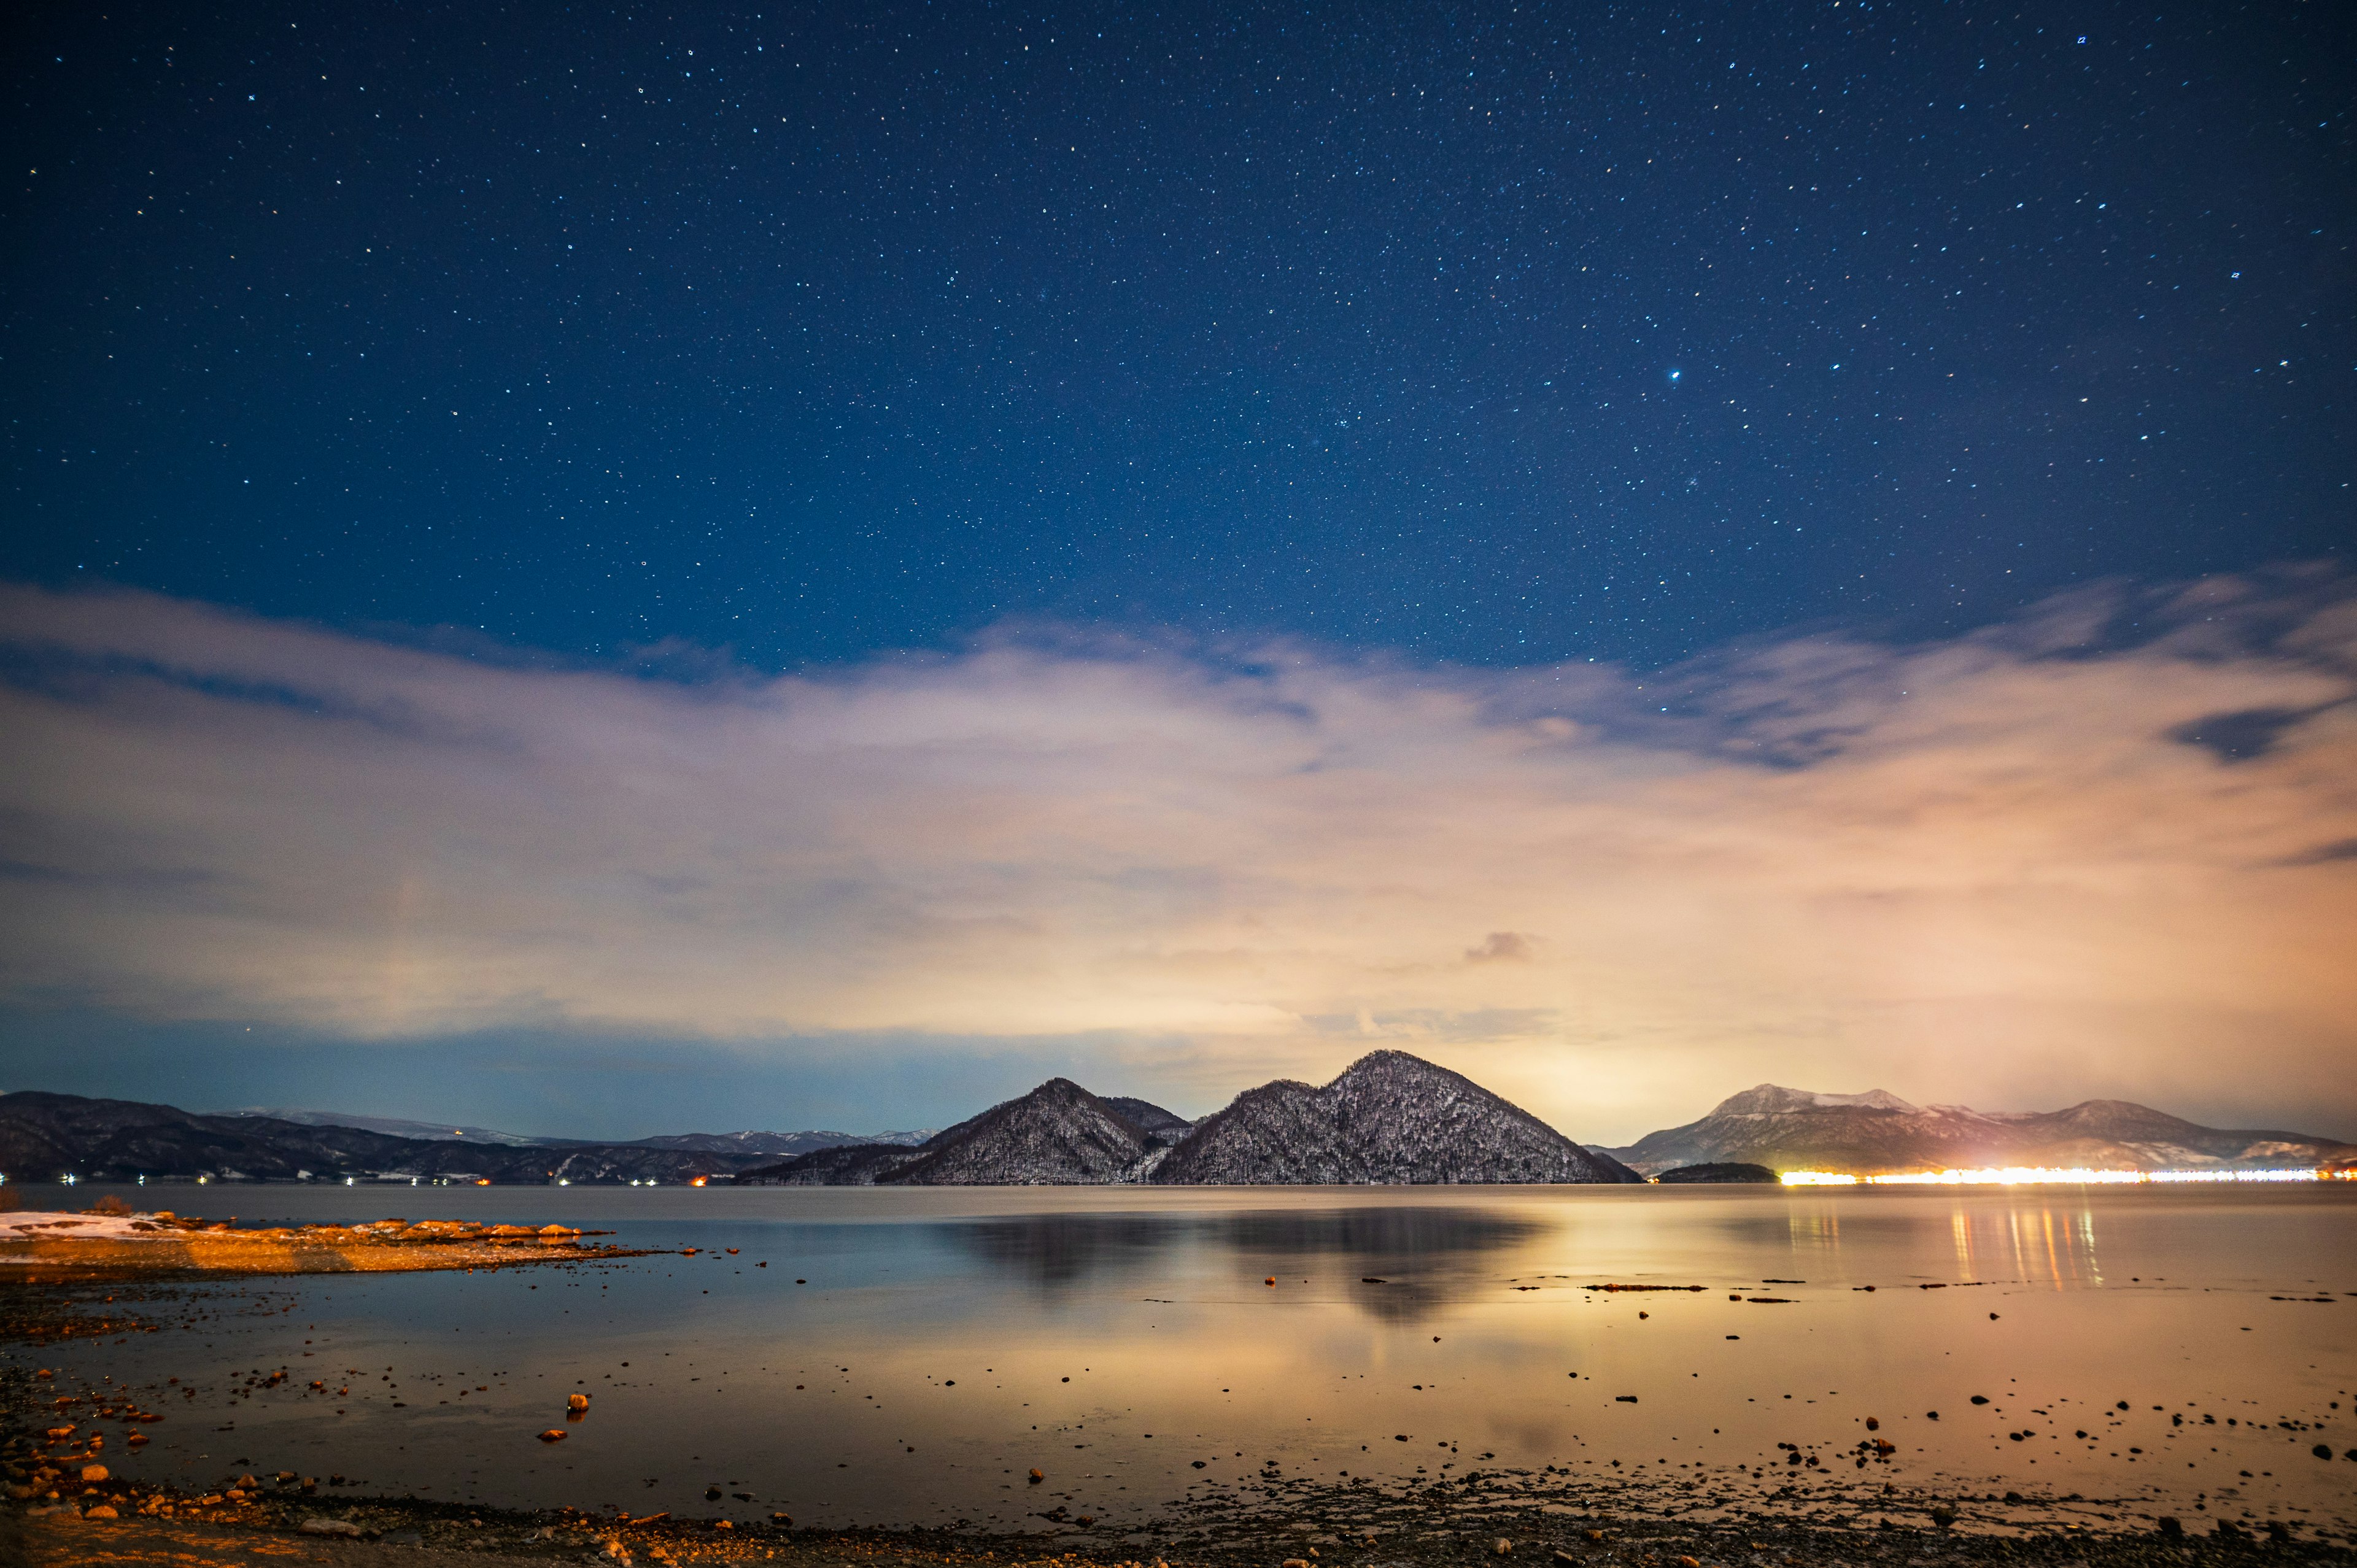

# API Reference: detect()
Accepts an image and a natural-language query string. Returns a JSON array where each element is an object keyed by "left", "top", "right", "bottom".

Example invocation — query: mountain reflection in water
[{"left": 951, "top": 1205, "right": 1544, "bottom": 1316}]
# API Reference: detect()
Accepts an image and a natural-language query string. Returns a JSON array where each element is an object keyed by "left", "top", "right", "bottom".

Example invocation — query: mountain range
[
  {"left": 0, "top": 1093, "right": 781, "bottom": 1186},
  {"left": 215, "top": 1108, "right": 935, "bottom": 1157},
  {"left": 1596, "top": 1083, "right": 2357, "bottom": 1176},
  {"left": 3, "top": 1064, "right": 2347, "bottom": 1188},
  {"left": 738, "top": 1051, "right": 1642, "bottom": 1187}
]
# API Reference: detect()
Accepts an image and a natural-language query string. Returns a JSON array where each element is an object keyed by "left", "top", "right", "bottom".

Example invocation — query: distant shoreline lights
[{"left": 1778, "top": 1167, "right": 2350, "bottom": 1186}]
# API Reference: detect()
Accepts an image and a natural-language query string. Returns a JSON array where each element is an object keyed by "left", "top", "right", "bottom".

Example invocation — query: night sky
[
  {"left": 2, "top": 4, "right": 2353, "bottom": 1139},
  {"left": 10, "top": 1, "right": 2347, "bottom": 670}
]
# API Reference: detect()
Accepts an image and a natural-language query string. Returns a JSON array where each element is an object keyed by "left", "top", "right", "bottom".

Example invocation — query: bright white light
[{"left": 1781, "top": 1166, "right": 2335, "bottom": 1186}]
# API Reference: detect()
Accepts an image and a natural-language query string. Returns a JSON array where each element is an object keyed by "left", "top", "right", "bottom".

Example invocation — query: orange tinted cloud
[{"left": 1, "top": 570, "right": 2350, "bottom": 1139}]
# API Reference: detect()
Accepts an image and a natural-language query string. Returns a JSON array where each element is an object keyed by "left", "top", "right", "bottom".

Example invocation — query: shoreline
[
  {"left": 6, "top": 1470, "right": 2334, "bottom": 1567},
  {"left": 0, "top": 1205, "right": 657, "bottom": 1280}
]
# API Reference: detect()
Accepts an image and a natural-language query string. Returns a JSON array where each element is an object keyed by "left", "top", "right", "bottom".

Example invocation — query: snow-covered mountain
[
  {"left": 740, "top": 1051, "right": 1635, "bottom": 1186},
  {"left": 1150, "top": 1050, "right": 1639, "bottom": 1185},
  {"left": 1604, "top": 1084, "right": 2356, "bottom": 1175},
  {"left": 891, "top": 1079, "right": 1160, "bottom": 1184}
]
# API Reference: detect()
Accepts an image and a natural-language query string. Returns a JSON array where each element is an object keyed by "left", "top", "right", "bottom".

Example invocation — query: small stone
[
  {"left": 300, "top": 1518, "right": 363, "bottom": 1537},
  {"left": 80, "top": 1465, "right": 108, "bottom": 1483},
  {"left": 570, "top": 1393, "right": 591, "bottom": 1411},
  {"left": 538, "top": 1429, "right": 568, "bottom": 1442},
  {"left": 1493, "top": 1539, "right": 1514, "bottom": 1556},
  {"left": 85, "top": 1504, "right": 120, "bottom": 1518},
  {"left": 1028, "top": 1469, "right": 1044, "bottom": 1483}
]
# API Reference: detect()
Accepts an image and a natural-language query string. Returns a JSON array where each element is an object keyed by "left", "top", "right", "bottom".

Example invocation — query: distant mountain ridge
[
  {"left": 1603, "top": 1083, "right": 2357, "bottom": 1176},
  {"left": 213, "top": 1108, "right": 934, "bottom": 1157},
  {"left": 739, "top": 1051, "right": 1642, "bottom": 1187},
  {"left": 0, "top": 1092, "right": 778, "bottom": 1186}
]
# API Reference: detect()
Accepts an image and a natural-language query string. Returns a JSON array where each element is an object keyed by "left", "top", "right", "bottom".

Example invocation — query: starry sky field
[{"left": 2, "top": 3, "right": 2353, "bottom": 1140}]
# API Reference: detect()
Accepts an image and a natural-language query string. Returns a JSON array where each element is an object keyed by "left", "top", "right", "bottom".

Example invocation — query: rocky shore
[{"left": 4, "top": 1467, "right": 2339, "bottom": 1568}]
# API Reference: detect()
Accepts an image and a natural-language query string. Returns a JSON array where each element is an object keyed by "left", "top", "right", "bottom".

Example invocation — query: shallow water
[{"left": 8, "top": 1184, "right": 2353, "bottom": 1535}]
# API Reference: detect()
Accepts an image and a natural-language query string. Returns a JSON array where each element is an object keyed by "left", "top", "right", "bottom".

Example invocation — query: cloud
[
  {"left": 1465, "top": 933, "right": 1536, "bottom": 964},
  {"left": 1, "top": 569, "right": 2353, "bottom": 1139}
]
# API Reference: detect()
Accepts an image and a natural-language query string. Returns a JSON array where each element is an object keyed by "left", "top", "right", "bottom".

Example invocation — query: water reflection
[{"left": 948, "top": 1205, "right": 1544, "bottom": 1319}]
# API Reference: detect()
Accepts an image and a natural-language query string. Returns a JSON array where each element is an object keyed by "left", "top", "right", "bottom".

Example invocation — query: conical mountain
[
  {"left": 1150, "top": 1049, "right": 1639, "bottom": 1184},
  {"left": 885, "top": 1078, "right": 1155, "bottom": 1184}
]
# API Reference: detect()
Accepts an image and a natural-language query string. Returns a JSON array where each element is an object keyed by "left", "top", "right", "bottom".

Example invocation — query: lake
[{"left": 5, "top": 1183, "right": 2351, "bottom": 1542}]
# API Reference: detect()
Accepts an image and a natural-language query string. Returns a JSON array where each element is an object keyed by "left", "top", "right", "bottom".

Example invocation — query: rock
[
  {"left": 1553, "top": 1553, "right": 1579, "bottom": 1566},
  {"left": 80, "top": 1464, "right": 108, "bottom": 1483},
  {"left": 2315, "top": 1444, "right": 2334, "bottom": 1459},
  {"left": 1864, "top": 1417, "right": 1879, "bottom": 1430},
  {"left": 569, "top": 1393, "right": 591, "bottom": 1411},
  {"left": 538, "top": 1429, "right": 568, "bottom": 1442},
  {"left": 1493, "top": 1538, "right": 1514, "bottom": 1555},
  {"left": 2157, "top": 1518, "right": 2184, "bottom": 1537},
  {"left": 1929, "top": 1504, "right": 1957, "bottom": 1527},
  {"left": 85, "top": 1504, "right": 119, "bottom": 1518},
  {"left": 300, "top": 1518, "right": 363, "bottom": 1537},
  {"left": 1028, "top": 1469, "right": 1045, "bottom": 1483}
]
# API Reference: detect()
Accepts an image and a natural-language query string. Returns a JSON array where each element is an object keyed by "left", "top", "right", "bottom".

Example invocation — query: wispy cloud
[{"left": 2, "top": 569, "right": 2352, "bottom": 1138}]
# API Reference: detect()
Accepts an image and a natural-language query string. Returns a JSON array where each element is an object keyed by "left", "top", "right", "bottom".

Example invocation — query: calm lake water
[{"left": 7, "top": 1184, "right": 2353, "bottom": 1538}]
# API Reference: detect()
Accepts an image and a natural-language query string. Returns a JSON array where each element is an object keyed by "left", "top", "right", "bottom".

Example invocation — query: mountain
[
  {"left": 889, "top": 1079, "right": 1160, "bottom": 1184},
  {"left": 748, "top": 1143, "right": 927, "bottom": 1186},
  {"left": 1605, "top": 1083, "right": 2357, "bottom": 1176},
  {"left": 739, "top": 1087, "right": 1191, "bottom": 1186},
  {"left": 0, "top": 1092, "right": 777, "bottom": 1185},
  {"left": 212, "top": 1110, "right": 935, "bottom": 1158},
  {"left": 1149, "top": 1050, "right": 1641, "bottom": 1185},
  {"left": 738, "top": 1057, "right": 1627, "bottom": 1187},
  {"left": 215, "top": 1108, "right": 546, "bottom": 1146},
  {"left": 1100, "top": 1097, "right": 1194, "bottom": 1146},
  {"left": 621, "top": 1128, "right": 935, "bottom": 1156}
]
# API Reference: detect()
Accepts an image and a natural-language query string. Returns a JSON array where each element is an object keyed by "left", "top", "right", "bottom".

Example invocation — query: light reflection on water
[{"left": 9, "top": 1184, "right": 2351, "bottom": 1534}]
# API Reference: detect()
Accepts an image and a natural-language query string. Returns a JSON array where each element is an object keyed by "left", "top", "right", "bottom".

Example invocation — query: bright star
[{"left": 1666, "top": 368, "right": 1681, "bottom": 382}]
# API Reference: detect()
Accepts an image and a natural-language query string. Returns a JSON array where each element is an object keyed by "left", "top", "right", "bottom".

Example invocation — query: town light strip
[{"left": 1777, "top": 1167, "right": 2343, "bottom": 1186}]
